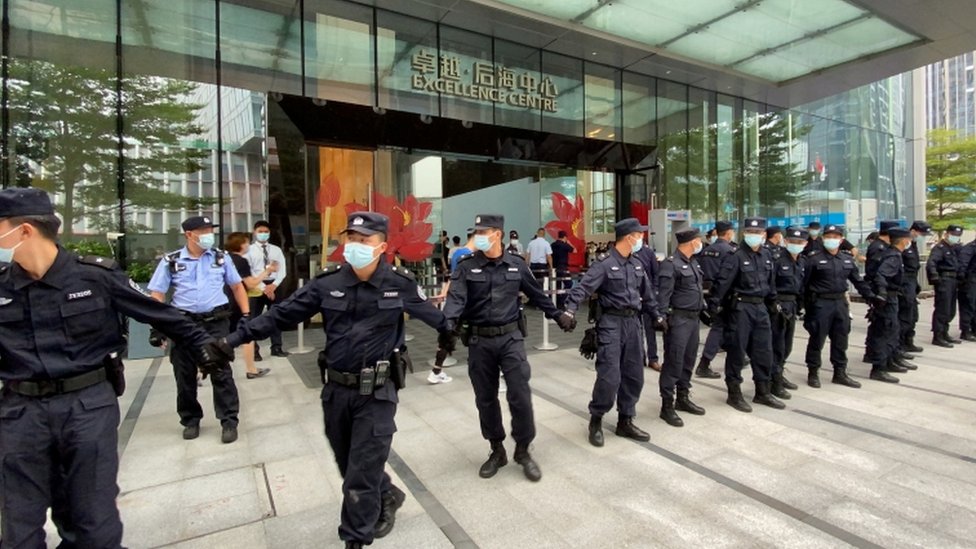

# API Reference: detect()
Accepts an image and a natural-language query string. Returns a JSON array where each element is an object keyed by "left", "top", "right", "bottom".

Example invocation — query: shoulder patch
[
  {"left": 391, "top": 265, "right": 416, "bottom": 281},
  {"left": 596, "top": 252, "right": 610, "bottom": 262},
  {"left": 78, "top": 255, "right": 118, "bottom": 270},
  {"left": 316, "top": 264, "right": 343, "bottom": 278},
  {"left": 457, "top": 253, "right": 475, "bottom": 266}
]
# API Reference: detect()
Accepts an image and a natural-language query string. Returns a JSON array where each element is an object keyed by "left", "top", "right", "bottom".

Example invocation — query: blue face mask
[
  {"left": 786, "top": 243, "right": 805, "bottom": 255},
  {"left": 474, "top": 234, "right": 492, "bottom": 252},
  {"left": 343, "top": 242, "right": 380, "bottom": 269},
  {"left": 708, "top": 236, "right": 718, "bottom": 245},
  {"left": 631, "top": 237, "right": 643, "bottom": 253},
  {"left": 693, "top": 241, "right": 704, "bottom": 255},
  {"left": 743, "top": 234, "right": 764, "bottom": 249},
  {"left": 823, "top": 238, "right": 841, "bottom": 251},
  {"left": 197, "top": 233, "right": 215, "bottom": 250},
  {"left": 808, "top": 229, "right": 821, "bottom": 239},
  {"left": 948, "top": 234, "right": 962, "bottom": 244},
  {"left": 256, "top": 232, "right": 270, "bottom": 243}
]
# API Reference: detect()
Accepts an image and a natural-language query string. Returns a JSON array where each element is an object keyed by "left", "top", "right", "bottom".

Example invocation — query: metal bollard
[
  {"left": 534, "top": 276, "right": 558, "bottom": 351},
  {"left": 288, "top": 279, "right": 315, "bottom": 354}
]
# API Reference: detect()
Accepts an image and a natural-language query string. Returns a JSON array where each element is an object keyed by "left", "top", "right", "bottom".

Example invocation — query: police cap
[
  {"left": 743, "top": 217, "right": 767, "bottom": 231},
  {"left": 808, "top": 221, "right": 822, "bottom": 229},
  {"left": 614, "top": 217, "right": 648, "bottom": 239},
  {"left": 765, "top": 226, "right": 782, "bottom": 238},
  {"left": 888, "top": 227, "right": 911, "bottom": 239},
  {"left": 822, "top": 224, "right": 844, "bottom": 236},
  {"left": 879, "top": 220, "right": 901, "bottom": 235},
  {"left": 714, "top": 220, "right": 733, "bottom": 233},
  {"left": 784, "top": 226, "right": 808, "bottom": 240},
  {"left": 675, "top": 228, "right": 700, "bottom": 244},
  {"left": 342, "top": 211, "right": 388, "bottom": 236},
  {"left": 182, "top": 215, "right": 219, "bottom": 232},
  {"left": 946, "top": 225, "right": 964, "bottom": 236},
  {"left": 0, "top": 187, "right": 54, "bottom": 219},
  {"left": 909, "top": 220, "right": 932, "bottom": 234},
  {"left": 473, "top": 214, "right": 504, "bottom": 231}
]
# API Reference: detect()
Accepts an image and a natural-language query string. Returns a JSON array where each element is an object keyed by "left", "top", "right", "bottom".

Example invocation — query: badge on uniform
[
  {"left": 610, "top": 266, "right": 620, "bottom": 271},
  {"left": 743, "top": 261, "right": 750, "bottom": 265},
  {"left": 353, "top": 217, "right": 364, "bottom": 225},
  {"left": 383, "top": 291, "right": 399, "bottom": 298},
  {"left": 0, "top": 297, "right": 11, "bottom": 306},
  {"left": 416, "top": 285, "right": 427, "bottom": 301},
  {"left": 330, "top": 290, "right": 345, "bottom": 298},
  {"left": 67, "top": 289, "right": 93, "bottom": 300},
  {"left": 471, "top": 268, "right": 483, "bottom": 273},
  {"left": 507, "top": 267, "right": 518, "bottom": 272}
]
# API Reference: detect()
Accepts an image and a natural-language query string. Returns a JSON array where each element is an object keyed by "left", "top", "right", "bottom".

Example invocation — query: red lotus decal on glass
[
  {"left": 630, "top": 200, "right": 651, "bottom": 226},
  {"left": 544, "top": 192, "right": 585, "bottom": 268},
  {"left": 329, "top": 192, "right": 435, "bottom": 264}
]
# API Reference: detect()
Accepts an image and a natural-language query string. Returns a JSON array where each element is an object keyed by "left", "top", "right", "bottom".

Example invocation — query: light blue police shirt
[{"left": 147, "top": 247, "right": 242, "bottom": 314}]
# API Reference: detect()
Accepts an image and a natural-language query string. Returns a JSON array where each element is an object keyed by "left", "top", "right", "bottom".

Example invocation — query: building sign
[{"left": 410, "top": 49, "right": 559, "bottom": 113}]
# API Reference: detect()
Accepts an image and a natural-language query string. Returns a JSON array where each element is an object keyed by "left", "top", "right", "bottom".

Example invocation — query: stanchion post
[
  {"left": 534, "top": 276, "right": 558, "bottom": 351},
  {"left": 288, "top": 278, "right": 315, "bottom": 354}
]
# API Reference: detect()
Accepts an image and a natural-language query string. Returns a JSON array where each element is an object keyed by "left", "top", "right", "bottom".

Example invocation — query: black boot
[
  {"left": 947, "top": 332, "right": 963, "bottom": 344},
  {"left": 904, "top": 337, "right": 923, "bottom": 353},
  {"left": 963, "top": 331, "right": 976, "bottom": 342},
  {"left": 771, "top": 373, "right": 792, "bottom": 399},
  {"left": 588, "top": 415, "right": 604, "bottom": 447},
  {"left": 514, "top": 444, "right": 542, "bottom": 482},
  {"left": 893, "top": 356, "right": 917, "bottom": 371},
  {"left": 615, "top": 416, "right": 651, "bottom": 441},
  {"left": 725, "top": 381, "right": 752, "bottom": 413},
  {"left": 932, "top": 333, "right": 953, "bottom": 348},
  {"left": 898, "top": 350, "right": 916, "bottom": 361},
  {"left": 478, "top": 441, "right": 508, "bottom": 478},
  {"left": 807, "top": 367, "right": 821, "bottom": 388},
  {"left": 752, "top": 381, "right": 786, "bottom": 409},
  {"left": 695, "top": 357, "right": 721, "bottom": 379},
  {"left": 885, "top": 359, "right": 908, "bottom": 374},
  {"left": 779, "top": 370, "right": 798, "bottom": 391},
  {"left": 675, "top": 387, "right": 706, "bottom": 415},
  {"left": 831, "top": 367, "right": 862, "bottom": 388},
  {"left": 870, "top": 367, "right": 899, "bottom": 383},
  {"left": 345, "top": 542, "right": 363, "bottom": 549},
  {"left": 660, "top": 398, "right": 684, "bottom": 427},
  {"left": 374, "top": 485, "right": 406, "bottom": 538}
]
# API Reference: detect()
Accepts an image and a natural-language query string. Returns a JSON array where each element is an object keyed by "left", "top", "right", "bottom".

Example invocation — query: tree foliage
[
  {"left": 7, "top": 58, "right": 214, "bottom": 235},
  {"left": 926, "top": 128, "right": 976, "bottom": 229}
]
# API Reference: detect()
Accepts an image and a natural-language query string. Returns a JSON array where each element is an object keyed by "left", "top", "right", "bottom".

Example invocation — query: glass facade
[{"left": 0, "top": 0, "right": 919, "bottom": 279}]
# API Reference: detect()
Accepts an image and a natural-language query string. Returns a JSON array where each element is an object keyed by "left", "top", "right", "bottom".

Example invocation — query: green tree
[
  {"left": 926, "top": 128, "right": 976, "bottom": 228},
  {"left": 7, "top": 58, "right": 214, "bottom": 236}
]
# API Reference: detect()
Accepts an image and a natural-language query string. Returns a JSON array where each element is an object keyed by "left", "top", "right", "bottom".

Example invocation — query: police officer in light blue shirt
[{"left": 148, "top": 215, "right": 249, "bottom": 443}]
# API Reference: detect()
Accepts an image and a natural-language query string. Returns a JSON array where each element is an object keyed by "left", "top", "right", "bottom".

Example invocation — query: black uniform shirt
[
  {"left": 773, "top": 249, "right": 806, "bottom": 296},
  {"left": 658, "top": 250, "right": 705, "bottom": 312},
  {"left": 802, "top": 250, "right": 874, "bottom": 299},
  {"left": 869, "top": 247, "right": 904, "bottom": 296},
  {"left": 865, "top": 238, "right": 888, "bottom": 264},
  {"left": 902, "top": 241, "right": 921, "bottom": 276},
  {"left": 230, "top": 261, "right": 446, "bottom": 373},
  {"left": 563, "top": 248, "right": 661, "bottom": 318},
  {"left": 0, "top": 247, "right": 212, "bottom": 381},
  {"left": 633, "top": 246, "right": 660, "bottom": 295},
  {"left": 708, "top": 243, "right": 775, "bottom": 309},
  {"left": 925, "top": 241, "right": 959, "bottom": 283},
  {"left": 957, "top": 241, "right": 976, "bottom": 278},
  {"left": 803, "top": 237, "right": 824, "bottom": 256},
  {"left": 444, "top": 251, "right": 560, "bottom": 327},
  {"left": 697, "top": 238, "right": 735, "bottom": 283}
]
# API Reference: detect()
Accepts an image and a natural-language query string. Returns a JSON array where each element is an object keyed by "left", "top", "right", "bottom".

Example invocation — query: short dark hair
[
  {"left": 224, "top": 232, "right": 250, "bottom": 253},
  {"left": 3, "top": 214, "right": 61, "bottom": 240},
  {"left": 558, "top": 230, "right": 567, "bottom": 239},
  {"left": 452, "top": 236, "right": 461, "bottom": 245},
  {"left": 253, "top": 220, "right": 271, "bottom": 230}
]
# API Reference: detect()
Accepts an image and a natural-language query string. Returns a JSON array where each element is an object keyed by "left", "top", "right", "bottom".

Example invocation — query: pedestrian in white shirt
[
  {"left": 526, "top": 227, "right": 553, "bottom": 280},
  {"left": 246, "top": 220, "right": 289, "bottom": 358}
]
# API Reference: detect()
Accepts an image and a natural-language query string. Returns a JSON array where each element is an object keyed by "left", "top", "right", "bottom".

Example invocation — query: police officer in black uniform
[
  {"left": 0, "top": 188, "right": 227, "bottom": 548},
  {"left": 695, "top": 220, "right": 736, "bottom": 379},
  {"left": 770, "top": 227, "right": 807, "bottom": 398},
  {"left": 899, "top": 221, "right": 930, "bottom": 352},
  {"left": 801, "top": 224, "right": 881, "bottom": 388},
  {"left": 633, "top": 239, "right": 662, "bottom": 370},
  {"left": 804, "top": 221, "right": 824, "bottom": 256},
  {"left": 564, "top": 218, "right": 664, "bottom": 444},
  {"left": 926, "top": 225, "right": 964, "bottom": 347},
  {"left": 863, "top": 220, "right": 901, "bottom": 365},
  {"left": 444, "top": 214, "right": 574, "bottom": 482},
  {"left": 956, "top": 231, "right": 976, "bottom": 341},
  {"left": 708, "top": 217, "right": 783, "bottom": 412},
  {"left": 227, "top": 212, "right": 454, "bottom": 549},
  {"left": 866, "top": 227, "right": 915, "bottom": 383},
  {"left": 657, "top": 228, "right": 707, "bottom": 427},
  {"left": 763, "top": 225, "right": 783, "bottom": 255}
]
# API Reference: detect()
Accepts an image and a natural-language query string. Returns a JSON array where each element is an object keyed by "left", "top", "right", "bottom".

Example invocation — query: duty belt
[
  {"left": 670, "top": 308, "right": 701, "bottom": 318},
  {"left": 938, "top": 270, "right": 956, "bottom": 275},
  {"left": 469, "top": 321, "right": 520, "bottom": 337},
  {"left": 734, "top": 296, "right": 764, "bottom": 304},
  {"left": 4, "top": 368, "right": 106, "bottom": 397},
  {"left": 182, "top": 305, "right": 232, "bottom": 323},
  {"left": 775, "top": 294, "right": 797, "bottom": 302},
  {"left": 603, "top": 308, "right": 638, "bottom": 317},
  {"left": 326, "top": 368, "right": 386, "bottom": 388},
  {"left": 814, "top": 292, "right": 845, "bottom": 300}
]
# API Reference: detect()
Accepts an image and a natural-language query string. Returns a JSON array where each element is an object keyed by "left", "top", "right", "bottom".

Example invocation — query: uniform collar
[
  {"left": 342, "top": 260, "right": 390, "bottom": 288},
  {"left": 180, "top": 246, "right": 213, "bottom": 260},
  {"left": 609, "top": 247, "right": 630, "bottom": 265},
  {"left": 11, "top": 246, "right": 74, "bottom": 290}
]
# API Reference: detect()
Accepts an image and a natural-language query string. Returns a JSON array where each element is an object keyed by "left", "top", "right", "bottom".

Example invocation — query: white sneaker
[{"left": 427, "top": 371, "right": 453, "bottom": 384}]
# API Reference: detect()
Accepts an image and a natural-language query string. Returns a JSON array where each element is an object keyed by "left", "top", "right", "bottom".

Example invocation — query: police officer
[
  {"left": 695, "top": 220, "right": 736, "bottom": 379},
  {"left": 956, "top": 231, "right": 976, "bottom": 341},
  {"left": 804, "top": 221, "right": 823, "bottom": 255},
  {"left": 148, "top": 216, "right": 250, "bottom": 443},
  {"left": 633, "top": 238, "right": 662, "bottom": 370},
  {"left": 926, "top": 225, "right": 964, "bottom": 347},
  {"left": 444, "top": 214, "right": 574, "bottom": 481},
  {"left": 865, "top": 220, "right": 900, "bottom": 264},
  {"left": 770, "top": 227, "right": 807, "bottom": 398},
  {"left": 708, "top": 217, "right": 782, "bottom": 412},
  {"left": 657, "top": 228, "right": 707, "bottom": 427},
  {"left": 564, "top": 218, "right": 664, "bottom": 444},
  {"left": 863, "top": 220, "right": 901, "bottom": 365},
  {"left": 866, "top": 227, "right": 914, "bottom": 383},
  {"left": 0, "top": 188, "right": 227, "bottom": 548},
  {"left": 227, "top": 212, "right": 454, "bottom": 548},
  {"left": 764, "top": 225, "right": 783, "bottom": 254},
  {"left": 900, "top": 221, "right": 930, "bottom": 352},
  {"left": 801, "top": 224, "right": 882, "bottom": 388}
]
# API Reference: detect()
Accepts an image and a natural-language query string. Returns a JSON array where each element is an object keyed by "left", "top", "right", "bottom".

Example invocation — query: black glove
[
  {"left": 200, "top": 339, "right": 234, "bottom": 377},
  {"left": 653, "top": 316, "right": 668, "bottom": 333},
  {"left": 765, "top": 299, "right": 782, "bottom": 317},
  {"left": 437, "top": 330, "right": 457, "bottom": 354},
  {"left": 699, "top": 309, "right": 713, "bottom": 327},
  {"left": 555, "top": 311, "right": 577, "bottom": 332},
  {"left": 237, "top": 313, "right": 250, "bottom": 332},
  {"left": 579, "top": 327, "right": 598, "bottom": 360},
  {"left": 796, "top": 308, "right": 805, "bottom": 321},
  {"left": 870, "top": 295, "right": 889, "bottom": 309},
  {"left": 148, "top": 328, "right": 165, "bottom": 348}
]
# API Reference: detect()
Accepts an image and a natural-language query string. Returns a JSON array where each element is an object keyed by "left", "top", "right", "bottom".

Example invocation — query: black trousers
[
  {"left": 700, "top": 313, "right": 727, "bottom": 362},
  {"left": 592, "top": 315, "right": 645, "bottom": 417},
  {"left": 932, "top": 278, "right": 958, "bottom": 335},
  {"left": 867, "top": 299, "right": 899, "bottom": 370},
  {"left": 170, "top": 317, "right": 239, "bottom": 427},
  {"left": 642, "top": 311, "right": 660, "bottom": 362},
  {"left": 770, "top": 301, "right": 797, "bottom": 375},
  {"left": 659, "top": 314, "right": 698, "bottom": 398},
  {"left": 958, "top": 276, "right": 976, "bottom": 333},
  {"left": 898, "top": 280, "right": 919, "bottom": 345},
  {"left": 0, "top": 382, "right": 123, "bottom": 548},
  {"left": 467, "top": 332, "right": 536, "bottom": 446},
  {"left": 804, "top": 298, "right": 851, "bottom": 370},
  {"left": 723, "top": 302, "right": 773, "bottom": 384},
  {"left": 249, "top": 294, "right": 283, "bottom": 348},
  {"left": 322, "top": 382, "right": 398, "bottom": 544}
]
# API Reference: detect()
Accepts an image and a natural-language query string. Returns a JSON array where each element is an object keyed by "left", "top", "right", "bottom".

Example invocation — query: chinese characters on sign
[{"left": 410, "top": 49, "right": 559, "bottom": 113}]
